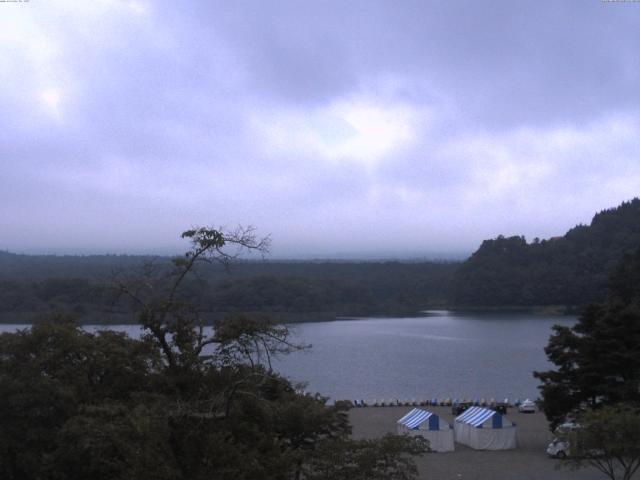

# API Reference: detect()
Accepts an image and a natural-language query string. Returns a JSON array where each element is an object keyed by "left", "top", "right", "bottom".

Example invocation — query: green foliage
[
  {"left": 0, "top": 317, "right": 161, "bottom": 479},
  {"left": 214, "top": 313, "right": 307, "bottom": 369},
  {"left": 0, "top": 226, "right": 427, "bottom": 480},
  {"left": 571, "top": 404, "right": 640, "bottom": 480},
  {"left": 51, "top": 403, "right": 180, "bottom": 480},
  {"left": 534, "top": 248, "right": 640, "bottom": 428},
  {"left": 452, "top": 198, "right": 640, "bottom": 307},
  {"left": 303, "top": 435, "right": 429, "bottom": 480},
  {"left": 0, "top": 316, "right": 362, "bottom": 480}
]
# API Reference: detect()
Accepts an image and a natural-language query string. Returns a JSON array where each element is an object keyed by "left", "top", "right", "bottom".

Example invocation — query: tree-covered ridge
[
  {"left": 451, "top": 198, "right": 640, "bottom": 307},
  {"left": 0, "top": 258, "right": 456, "bottom": 323},
  {"left": 0, "top": 250, "right": 158, "bottom": 280},
  {"left": 4, "top": 198, "right": 640, "bottom": 316}
]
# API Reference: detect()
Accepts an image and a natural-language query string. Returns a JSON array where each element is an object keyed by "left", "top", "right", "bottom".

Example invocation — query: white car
[
  {"left": 547, "top": 437, "right": 570, "bottom": 458},
  {"left": 547, "top": 434, "right": 603, "bottom": 459},
  {"left": 518, "top": 399, "right": 536, "bottom": 413},
  {"left": 547, "top": 423, "right": 598, "bottom": 459}
]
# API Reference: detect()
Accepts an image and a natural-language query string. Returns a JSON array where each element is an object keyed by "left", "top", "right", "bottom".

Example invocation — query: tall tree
[
  {"left": 534, "top": 248, "right": 640, "bottom": 428},
  {"left": 113, "top": 226, "right": 271, "bottom": 371}
]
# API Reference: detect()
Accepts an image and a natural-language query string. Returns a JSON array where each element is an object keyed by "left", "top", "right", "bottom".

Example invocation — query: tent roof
[
  {"left": 455, "top": 406, "right": 499, "bottom": 427},
  {"left": 397, "top": 408, "right": 435, "bottom": 429}
]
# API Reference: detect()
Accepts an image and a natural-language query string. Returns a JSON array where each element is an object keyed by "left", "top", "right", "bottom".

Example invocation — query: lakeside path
[{"left": 349, "top": 406, "right": 620, "bottom": 480}]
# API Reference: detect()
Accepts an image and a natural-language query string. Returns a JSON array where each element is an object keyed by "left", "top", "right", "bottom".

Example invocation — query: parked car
[
  {"left": 555, "top": 422, "right": 580, "bottom": 433},
  {"left": 452, "top": 402, "right": 473, "bottom": 416},
  {"left": 546, "top": 437, "right": 570, "bottom": 458},
  {"left": 492, "top": 403, "right": 508, "bottom": 414},
  {"left": 518, "top": 399, "right": 536, "bottom": 413},
  {"left": 547, "top": 422, "right": 593, "bottom": 459}
]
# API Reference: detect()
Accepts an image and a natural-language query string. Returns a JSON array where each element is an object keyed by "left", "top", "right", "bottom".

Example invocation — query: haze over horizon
[
  {"left": 0, "top": 201, "right": 629, "bottom": 261},
  {"left": 2, "top": 1, "right": 640, "bottom": 258}
]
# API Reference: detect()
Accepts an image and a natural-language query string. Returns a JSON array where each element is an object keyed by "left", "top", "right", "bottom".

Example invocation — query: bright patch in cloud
[
  {"left": 128, "top": 1, "right": 149, "bottom": 15},
  {"left": 325, "top": 100, "right": 416, "bottom": 163},
  {"left": 40, "top": 88, "right": 62, "bottom": 119},
  {"left": 253, "top": 97, "right": 420, "bottom": 168}
]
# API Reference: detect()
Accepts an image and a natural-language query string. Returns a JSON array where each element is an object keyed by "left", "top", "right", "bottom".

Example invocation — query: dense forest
[
  {"left": 0, "top": 253, "right": 456, "bottom": 323},
  {"left": 451, "top": 198, "right": 640, "bottom": 307},
  {"left": 3, "top": 198, "right": 640, "bottom": 322}
]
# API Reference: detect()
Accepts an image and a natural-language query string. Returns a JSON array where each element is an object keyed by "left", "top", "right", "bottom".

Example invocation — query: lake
[
  {"left": 274, "top": 311, "right": 575, "bottom": 403},
  {"left": 0, "top": 311, "right": 574, "bottom": 403}
]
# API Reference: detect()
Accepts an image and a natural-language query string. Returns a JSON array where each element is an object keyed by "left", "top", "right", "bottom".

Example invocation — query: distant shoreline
[
  {"left": 0, "top": 304, "right": 580, "bottom": 326},
  {"left": 441, "top": 305, "right": 582, "bottom": 316}
]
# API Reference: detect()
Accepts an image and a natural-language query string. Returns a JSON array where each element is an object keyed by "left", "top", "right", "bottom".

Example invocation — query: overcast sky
[{"left": 1, "top": 0, "right": 639, "bottom": 258}]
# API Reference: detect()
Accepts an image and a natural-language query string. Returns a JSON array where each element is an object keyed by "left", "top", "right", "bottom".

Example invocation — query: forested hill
[
  {"left": 0, "top": 253, "right": 457, "bottom": 323},
  {"left": 451, "top": 198, "right": 640, "bottom": 307},
  {"left": 5, "top": 198, "right": 639, "bottom": 319},
  {"left": 0, "top": 251, "right": 158, "bottom": 280}
]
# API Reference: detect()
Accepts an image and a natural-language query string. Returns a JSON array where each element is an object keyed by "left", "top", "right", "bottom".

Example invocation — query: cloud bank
[{"left": 1, "top": 0, "right": 639, "bottom": 257}]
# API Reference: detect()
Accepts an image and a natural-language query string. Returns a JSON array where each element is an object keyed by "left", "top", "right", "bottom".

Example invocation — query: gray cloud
[{"left": 1, "top": 0, "right": 639, "bottom": 257}]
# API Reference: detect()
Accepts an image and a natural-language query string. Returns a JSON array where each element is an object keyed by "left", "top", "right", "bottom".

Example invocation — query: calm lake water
[
  {"left": 0, "top": 311, "right": 575, "bottom": 402},
  {"left": 274, "top": 312, "right": 575, "bottom": 402}
]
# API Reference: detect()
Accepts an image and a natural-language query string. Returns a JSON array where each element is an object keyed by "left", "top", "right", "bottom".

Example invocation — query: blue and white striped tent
[
  {"left": 454, "top": 407, "right": 517, "bottom": 450},
  {"left": 396, "top": 408, "right": 454, "bottom": 452}
]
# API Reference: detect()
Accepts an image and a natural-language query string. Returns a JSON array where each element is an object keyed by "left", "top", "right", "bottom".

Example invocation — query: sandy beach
[{"left": 349, "top": 406, "right": 618, "bottom": 480}]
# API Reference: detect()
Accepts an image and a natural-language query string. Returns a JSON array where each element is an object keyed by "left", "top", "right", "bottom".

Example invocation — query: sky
[{"left": 1, "top": 0, "right": 640, "bottom": 259}]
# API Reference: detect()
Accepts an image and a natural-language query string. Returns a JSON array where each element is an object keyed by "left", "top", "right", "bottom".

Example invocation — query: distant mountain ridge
[{"left": 451, "top": 198, "right": 640, "bottom": 307}]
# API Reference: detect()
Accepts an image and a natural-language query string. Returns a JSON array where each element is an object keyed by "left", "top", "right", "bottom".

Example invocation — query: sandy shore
[{"left": 349, "top": 406, "right": 618, "bottom": 480}]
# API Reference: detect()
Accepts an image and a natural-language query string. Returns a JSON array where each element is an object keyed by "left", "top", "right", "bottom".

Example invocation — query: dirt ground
[{"left": 349, "top": 405, "right": 627, "bottom": 480}]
